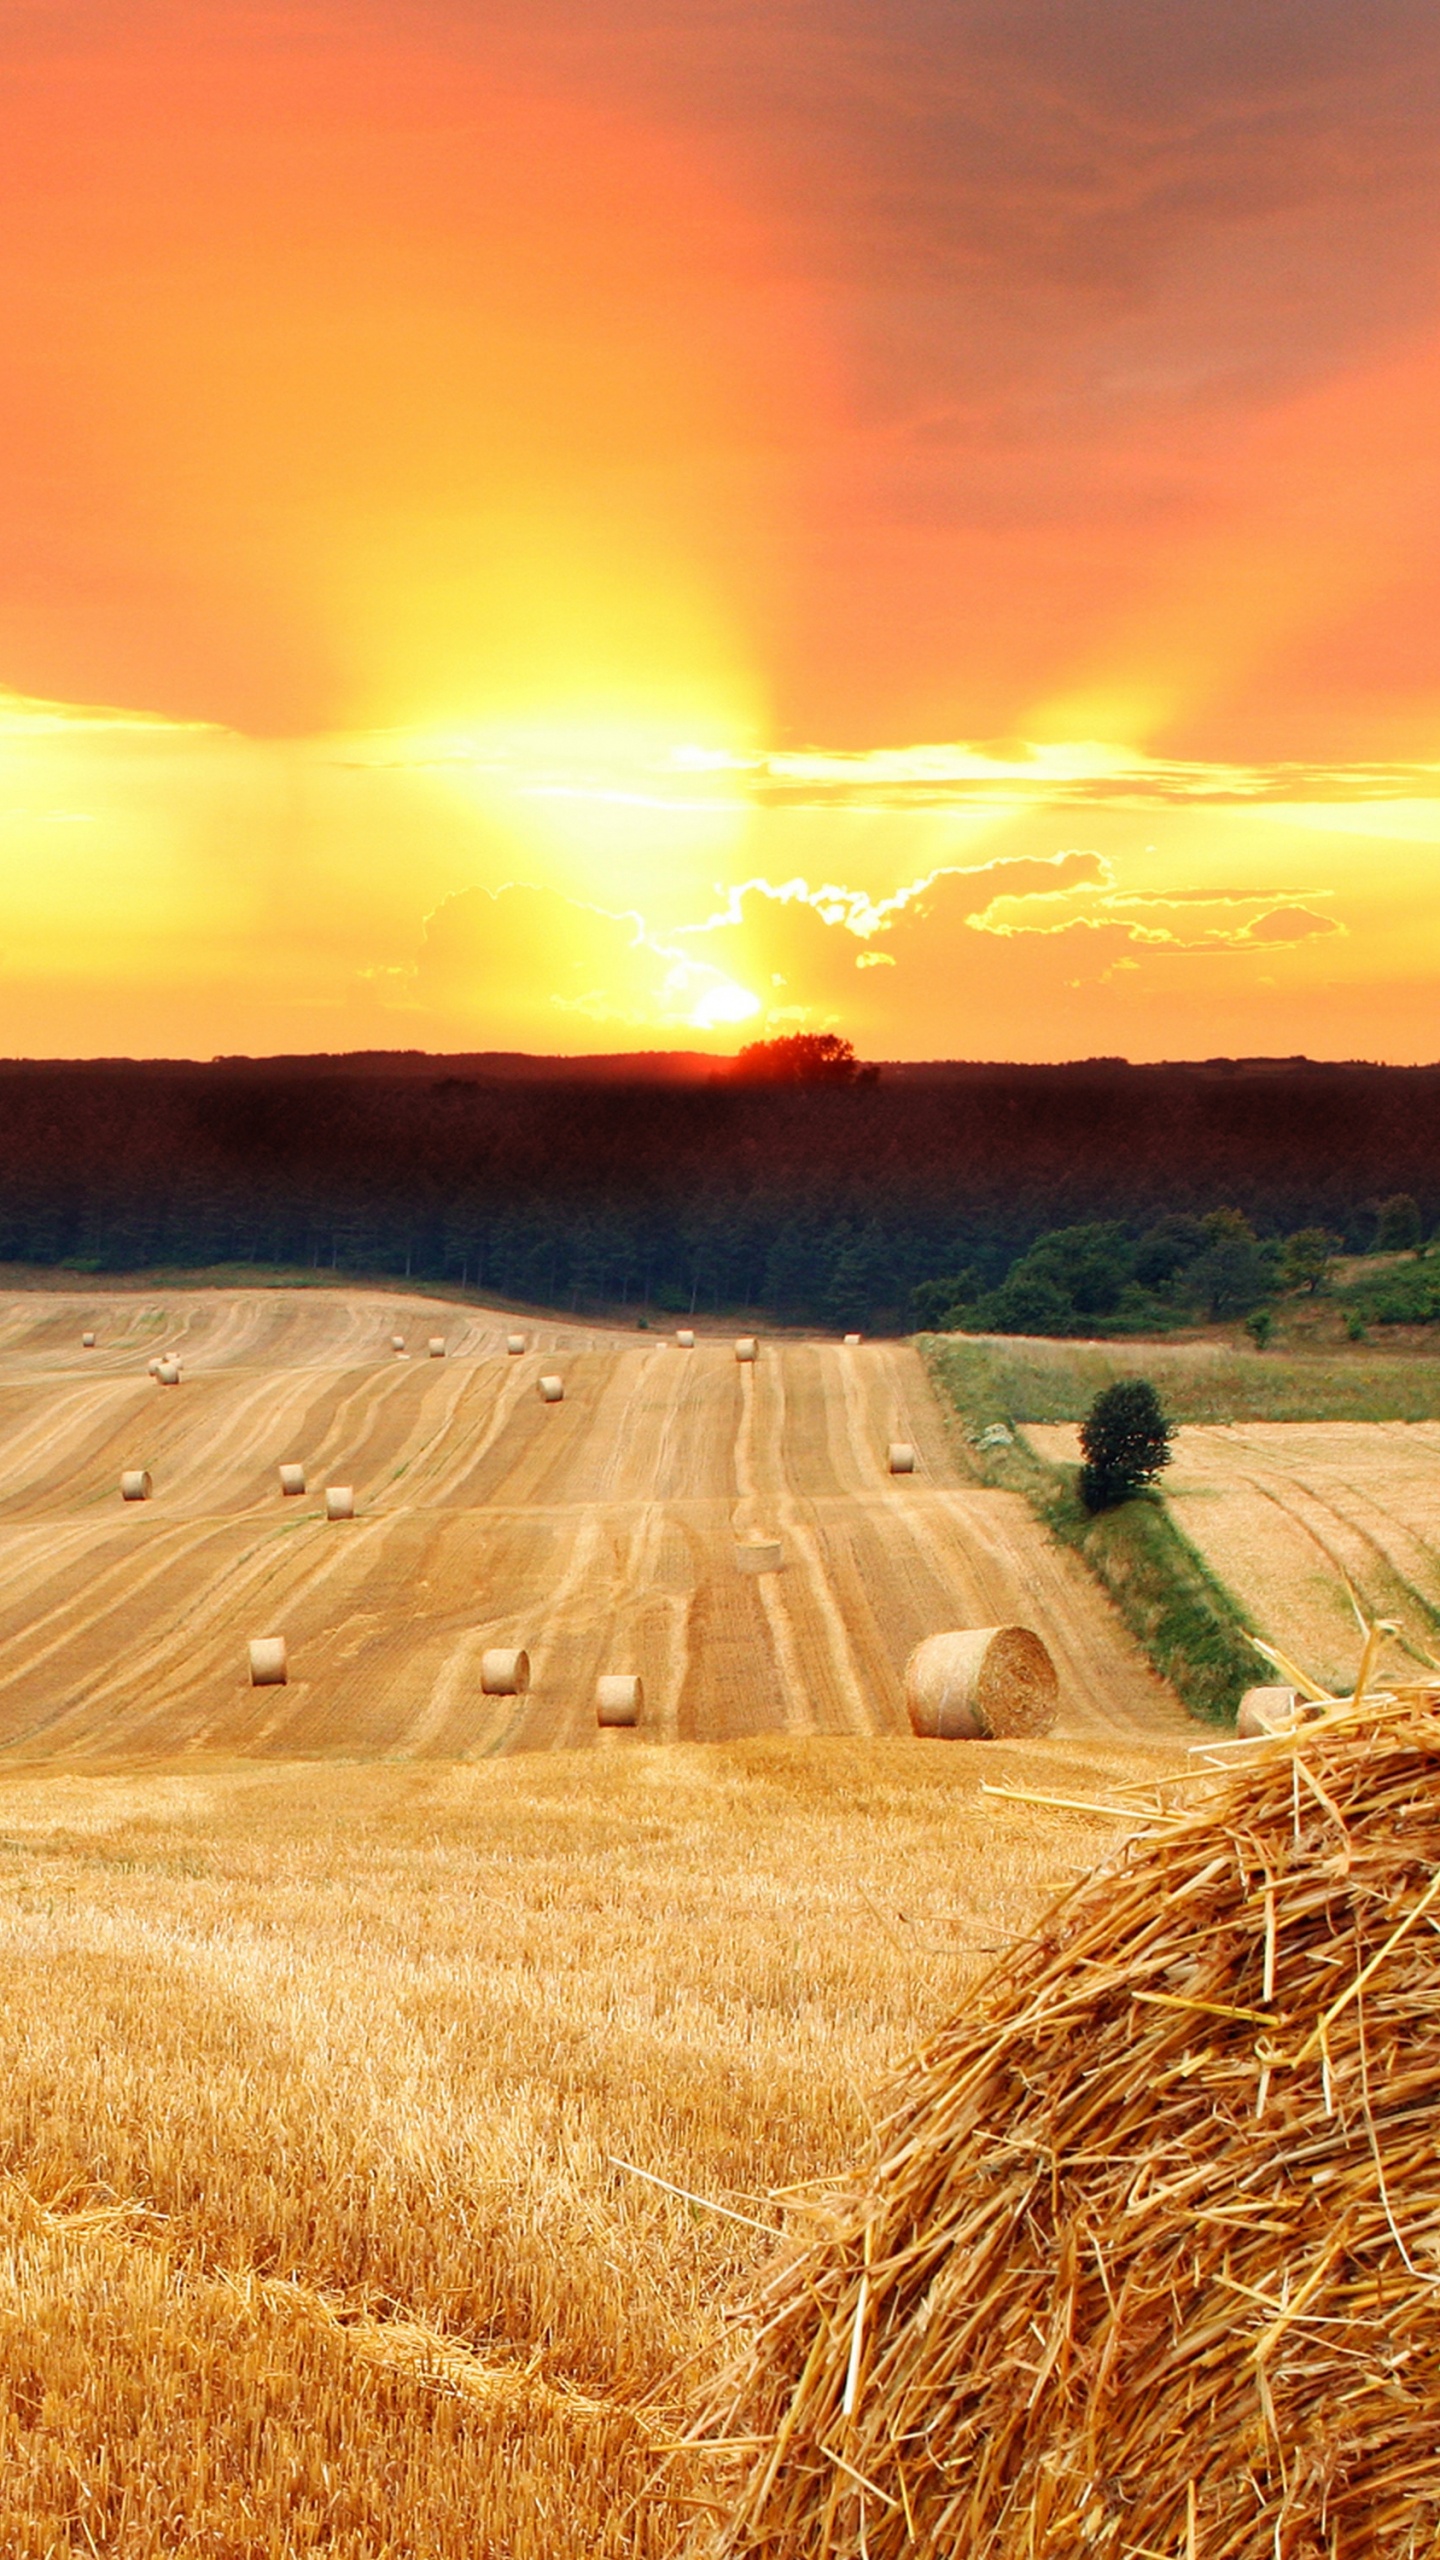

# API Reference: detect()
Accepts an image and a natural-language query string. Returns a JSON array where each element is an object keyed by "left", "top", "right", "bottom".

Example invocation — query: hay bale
[
  {"left": 538, "top": 1374, "right": 564, "bottom": 1402},
  {"left": 676, "top": 1329, "right": 695, "bottom": 1348},
  {"left": 843, "top": 1332, "right": 861, "bottom": 1346},
  {"left": 481, "top": 1647, "right": 529, "bottom": 1696},
  {"left": 155, "top": 1360, "right": 181, "bottom": 1387},
  {"left": 248, "top": 1637, "right": 287, "bottom": 1686},
  {"left": 735, "top": 1337, "right": 757, "bottom": 1362},
  {"left": 699, "top": 1690, "right": 1440, "bottom": 2560},
  {"left": 390, "top": 1333, "right": 405, "bottom": 1350},
  {"left": 324, "top": 1486, "right": 354, "bottom": 1520},
  {"left": 735, "top": 1539, "right": 782, "bottom": 1575},
  {"left": 119, "top": 1469, "right": 151, "bottom": 1501},
  {"left": 278, "top": 1463, "right": 307, "bottom": 1496},
  {"left": 596, "top": 1673, "right": 643, "bottom": 1726},
  {"left": 146, "top": 1359, "right": 162, "bottom": 1379},
  {"left": 506, "top": 1333, "right": 525, "bottom": 1355},
  {"left": 904, "top": 1625, "right": 1057, "bottom": 1738},
  {"left": 428, "top": 1337, "right": 446, "bottom": 1358},
  {"left": 887, "top": 1441, "right": 915, "bottom": 1473},
  {"left": 82, "top": 1331, "right": 96, "bottom": 1348},
  {"left": 1237, "top": 1681, "right": 1304, "bottom": 1737}
]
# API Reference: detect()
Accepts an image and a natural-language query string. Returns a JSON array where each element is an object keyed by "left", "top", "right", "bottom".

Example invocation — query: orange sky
[{"left": 3, "top": 0, "right": 1440, "bottom": 1060}]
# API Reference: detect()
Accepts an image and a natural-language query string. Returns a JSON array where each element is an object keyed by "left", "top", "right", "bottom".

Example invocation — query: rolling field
[
  {"left": 0, "top": 1288, "right": 1186, "bottom": 1762},
  {"left": 1027, "top": 1416, "right": 1440, "bottom": 1690},
  {"left": 0, "top": 1287, "right": 1194, "bottom": 2553}
]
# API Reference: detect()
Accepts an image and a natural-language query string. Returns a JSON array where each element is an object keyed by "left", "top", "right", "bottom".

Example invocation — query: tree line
[{"left": 0, "top": 1055, "right": 1436, "bottom": 1326}]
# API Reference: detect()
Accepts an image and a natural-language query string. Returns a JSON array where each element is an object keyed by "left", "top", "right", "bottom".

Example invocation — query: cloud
[{"left": 411, "top": 883, "right": 761, "bottom": 1038}]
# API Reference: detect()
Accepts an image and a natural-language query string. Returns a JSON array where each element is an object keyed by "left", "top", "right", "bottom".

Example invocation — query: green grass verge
[
  {"left": 922, "top": 1335, "right": 1262, "bottom": 1725},
  {"left": 925, "top": 1330, "right": 1440, "bottom": 1425}
]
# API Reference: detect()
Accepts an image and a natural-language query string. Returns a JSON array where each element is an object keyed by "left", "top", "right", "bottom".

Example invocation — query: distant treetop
[{"left": 731, "top": 1033, "right": 873, "bottom": 1085}]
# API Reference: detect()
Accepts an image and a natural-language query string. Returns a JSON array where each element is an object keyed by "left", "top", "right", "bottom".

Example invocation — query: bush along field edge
[{"left": 921, "top": 1335, "right": 1258, "bottom": 1726}]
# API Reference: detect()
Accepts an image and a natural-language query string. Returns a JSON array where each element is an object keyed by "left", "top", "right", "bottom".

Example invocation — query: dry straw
[
  {"left": 694, "top": 1672, "right": 1440, "bottom": 2559},
  {"left": 904, "top": 1626, "right": 1058, "bottom": 1739},
  {"left": 1237, "top": 1682, "right": 1306, "bottom": 1738}
]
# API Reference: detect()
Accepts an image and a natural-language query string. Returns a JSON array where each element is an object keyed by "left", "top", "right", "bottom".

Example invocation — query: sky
[{"left": 3, "top": 0, "right": 1440, "bottom": 1062}]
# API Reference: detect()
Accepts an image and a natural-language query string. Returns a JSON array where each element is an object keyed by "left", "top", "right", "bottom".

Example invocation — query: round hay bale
[
  {"left": 278, "top": 1463, "right": 307, "bottom": 1496},
  {"left": 119, "top": 1469, "right": 151, "bottom": 1501},
  {"left": 506, "top": 1333, "right": 525, "bottom": 1355},
  {"left": 735, "top": 1539, "right": 783, "bottom": 1575},
  {"left": 735, "top": 1336, "right": 757, "bottom": 1362},
  {"left": 888, "top": 1441, "right": 916, "bottom": 1473},
  {"left": 82, "top": 1330, "right": 96, "bottom": 1348},
  {"left": 156, "top": 1360, "right": 181, "bottom": 1387},
  {"left": 428, "top": 1336, "right": 446, "bottom": 1357},
  {"left": 146, "top": 1359, "right": 162, "bottom": 1378},
  {"left": 481, "top": 1647, "right": 529, "bottom": 1696},
  {"left": 324, "top": 1485, "right": 354, "bottom": 1520},
  {"left": 538, "top": 1374, "right": 564, "bottom": 1402},
  {"left": 248, "top": 1636, "right": 287, "bottom": 1687},
  {"left": 704, "top": 1695, "right": 1440, "bottom": 2560},
  {"left": 596, "top": 1673, "right": 643, "bottom": 1727},
  {"left": 390, "top": 1332, "right": 405, "bottom": 1350},
  {"left": 1237, "top": 1682, "right": 1305, "bottom": 1737},
  {"left": 842, "top": 1332, "right": 861, "bottom": 1346},
  {"left": 904, "top": 1626, "right": 1058, "bottom": 1739},
  {"left": 676, "top": 1328, "right": 695, "bottom": 1348}
]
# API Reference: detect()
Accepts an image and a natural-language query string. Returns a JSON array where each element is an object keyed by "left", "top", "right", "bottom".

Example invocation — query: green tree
[
  {"left": 1009, "top": 1222, "right": 1134, "bottom": 1317},
  {"left": 1245, "top": 1307, "right": 1273, "bottom": 1349},
  {"left": 911, "top": 1271, "right": 981, "bottom": 1329},
  {"left": 983, "top": 1270, "right": 1075, "bottom": 1336},
  {"left": 1078, "top": 1380, "right": 1175, "bottom": 1513},
  {"left": 1184, "top": 1209, "right": 1272, "bottom": 1319},
  {"left": 1375, "top": 1194, "right": 1423, "bottom": 1256},
  {"left": 1279, "top": 1227, "right": 1342, "bottom": 1294}
]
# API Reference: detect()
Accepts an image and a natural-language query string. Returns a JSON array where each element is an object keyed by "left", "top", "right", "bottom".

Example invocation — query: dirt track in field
[
  {"left": 1028, "top": 1418, "right": 1440, "bottom": 1691},
  {"left": 0, "top": 1290, "right": 1187, "bottom": 1762}
]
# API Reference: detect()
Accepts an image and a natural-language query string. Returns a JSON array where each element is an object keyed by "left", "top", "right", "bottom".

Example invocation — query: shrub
[
  {"left": 1375, "top": 1194, "right": 1423, "bottom": 1255},
  {"left": 1078, "top": 1379, "right": 1175, "bottom": 1513},
  {"left": 1245, "top": 1308, "right": 1273, "bottom": 1349}
]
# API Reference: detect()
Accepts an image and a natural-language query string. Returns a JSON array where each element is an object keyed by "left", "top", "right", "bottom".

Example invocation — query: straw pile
[{"left": 695, "top": 1682, "right": 1440, "bottom": 2559}]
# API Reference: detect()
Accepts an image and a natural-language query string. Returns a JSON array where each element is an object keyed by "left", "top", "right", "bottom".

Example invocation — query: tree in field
[
  {"left": 1078, "top": 1380, "right": 1175, "bottom": 1513},
  {"left": 732, "top": 1032, "right": 866, "bottom": 1084},
  {"left": 1376, "top": 1194, "right": 1423, "bottom": 1256},
  {"left": 1280, "top": 1227, "right": 1343, "bottom": 1294}
]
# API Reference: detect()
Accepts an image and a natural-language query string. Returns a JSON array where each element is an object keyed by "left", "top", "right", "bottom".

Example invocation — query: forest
[{"left": 0, "top": 1052, "right": 1436, "bottom": 1327}]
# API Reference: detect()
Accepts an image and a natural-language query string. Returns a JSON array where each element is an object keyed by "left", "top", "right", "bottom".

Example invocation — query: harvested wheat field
[
  {"left": 703, "top": 1688, "right": 1440, "bottom": 2559},
  {"left": 0, "top": 1733, "right": 1186, "bottom": 2556},
  {"left": 0, "top": 1287, "right": 1186, "bottom": 1760},
  {"left": 1028, "top": 1418, "right": 1440, "bottom": 1691},
  {"left": 0, "top": 1284, "right": 1194, "bottom": 2553}
]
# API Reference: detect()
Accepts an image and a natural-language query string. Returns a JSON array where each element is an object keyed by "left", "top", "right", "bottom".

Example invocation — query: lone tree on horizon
[
  {"left": 1079, "top": 1379, "right": 1175, "bottom": 1513},
  {"left": 731, "top": 1032, "right": 871, "bottom": 1085}
]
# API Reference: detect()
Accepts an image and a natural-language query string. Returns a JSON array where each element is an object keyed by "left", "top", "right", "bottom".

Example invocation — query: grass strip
[{"left": 922, "top": 1335, "right": 1257, "bottom": 1726}]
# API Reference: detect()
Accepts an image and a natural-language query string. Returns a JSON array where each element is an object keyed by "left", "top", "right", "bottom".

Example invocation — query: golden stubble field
[
  {"left": 0, "top": 1288, "right": 1191, "bottom": 2554},
  {"left": 1026, "top": 1417, "right": 1440, "bottom": 1690}
]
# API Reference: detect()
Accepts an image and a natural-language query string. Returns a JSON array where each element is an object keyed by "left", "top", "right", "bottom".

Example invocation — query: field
[
  {"left": 1027, "top": 1416, "right": 1440, "bottom": 1693},
  {"left": 0, "top": 1289, "right": 1185, "bottom": 1759},
  {"left": 932, "top": 1328, "right": 1440, "bottom": 1427},
  {"left": 0, "top": 1287, "right": 1190, "bottom": 2555}
]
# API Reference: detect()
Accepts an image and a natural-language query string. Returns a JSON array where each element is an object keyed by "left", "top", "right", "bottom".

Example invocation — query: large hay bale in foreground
[
  {"left": 904, "top": 1625, "right": 1057, "bottom": 1738},
  {"left": 698, "top": 1693, "right": 1440, "bottom": 2558}
]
